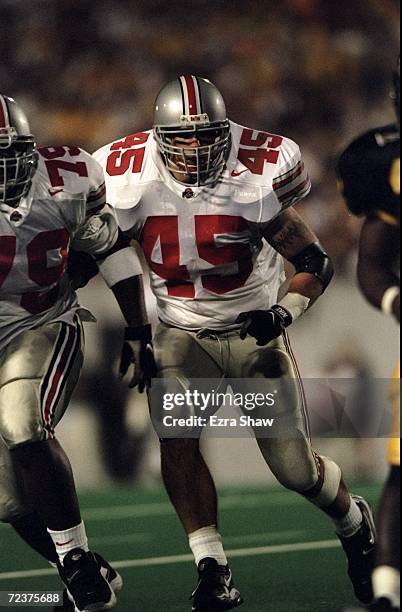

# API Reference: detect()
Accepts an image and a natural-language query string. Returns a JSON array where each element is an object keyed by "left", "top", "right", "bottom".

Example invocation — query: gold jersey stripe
[{"left": 376, "top": 210, "right": 399, "bottom": 226}]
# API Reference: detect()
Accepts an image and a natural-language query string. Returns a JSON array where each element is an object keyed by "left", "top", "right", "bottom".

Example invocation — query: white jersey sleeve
[
  {"left": 271, "top": 139, "right": 311, "bottom": 211},
  {"left": 47, "top": 148, "right": 117, "bottom": 257}
]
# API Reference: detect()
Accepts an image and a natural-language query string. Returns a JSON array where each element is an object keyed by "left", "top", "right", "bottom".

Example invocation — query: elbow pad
[
  {"left": 96, "top": 228, "right": 143, "bottom": 288},
  {"left": 289, "top": 242, "right": 334, "bottom": 291}
]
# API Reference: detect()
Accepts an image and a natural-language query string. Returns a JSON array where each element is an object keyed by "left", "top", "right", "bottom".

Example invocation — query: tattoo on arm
[{"left": 264, "top": 210, "right": 317, "bottom": 259}]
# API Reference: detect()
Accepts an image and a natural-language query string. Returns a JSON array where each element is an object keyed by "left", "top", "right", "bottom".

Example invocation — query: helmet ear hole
[
  {"left": 0, "top": 95, "right": 37, "bottom": 207},
  {"left": 153, "top": 76, "right": 231, "bottom": 186}
]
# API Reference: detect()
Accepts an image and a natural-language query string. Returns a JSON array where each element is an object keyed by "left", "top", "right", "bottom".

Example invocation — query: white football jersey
[
  {"left": 0, "top": 146, "right": 115, "bottom": 352},
  {"left": 94, "top": 121, "right": 311, "bottom": 330}
]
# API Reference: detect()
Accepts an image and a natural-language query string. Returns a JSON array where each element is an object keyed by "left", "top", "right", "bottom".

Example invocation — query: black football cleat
[
  {"left": 191, "top": 558, "right": 243, "bottom": 611},
  {"left": 54, "top": 554, "right": 122, "bottom": 611},
  {"left": 369, "top": 597, "right": 400, "bottom": 612},
  {"left": 58, "top": 548, "right": 118, "bottom": 612},
  {"left": 94, "top": 553, "right": 123, "bottom": 596},
  {"left": 338, "top": 496, "right": 377, "bottom": 605}
]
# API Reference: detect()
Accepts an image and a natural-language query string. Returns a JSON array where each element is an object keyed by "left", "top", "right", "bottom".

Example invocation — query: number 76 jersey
[
  {"left": 0, "top": 146, "right": 110, "bottom": 352},
  {"left": 94, "top": 121, "right": 311, "bottom": 331}
]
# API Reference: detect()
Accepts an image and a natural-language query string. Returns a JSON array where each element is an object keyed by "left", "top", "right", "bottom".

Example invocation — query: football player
[
  {"left": 337, "top": 60, "right": 400, "bottom": 612},
  {"left": 0, "top": 95, "right": 151, "bottom": 612},
  {"left": 95, "top": 76, "right": 376, "bottom": 610}
]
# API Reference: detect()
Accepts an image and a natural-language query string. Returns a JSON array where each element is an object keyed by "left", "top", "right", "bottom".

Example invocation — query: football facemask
[
  {"left": 153, "top": 75, "right": 231, "bottom": 187},
  {"left": 0, "top": 133, "right": 38, "bottom": 207},
  {"left": 154, "top": 123, "right": 231, "bottom": 186}
]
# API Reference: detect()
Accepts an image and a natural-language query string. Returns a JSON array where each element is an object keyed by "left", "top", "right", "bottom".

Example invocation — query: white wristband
[
  {"left": 98, "top": 246, "right": 143, "bottom": 288},
  {"left": 381, "top": 286, "right": 400, "bottom": 316},
  {"left": 278, "top": 292, "right": 310, "bottom": 322}
]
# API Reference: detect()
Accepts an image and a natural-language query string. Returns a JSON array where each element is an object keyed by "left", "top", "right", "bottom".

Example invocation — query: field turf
[{"left": 0, "top": 483, "right": 381, "bottom": 611}]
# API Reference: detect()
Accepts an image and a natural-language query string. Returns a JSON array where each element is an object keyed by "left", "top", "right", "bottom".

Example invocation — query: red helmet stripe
[
  {"left": 0, "top": 96, "right": 10, "bottom": 129},
  {"left": 180, "top": 75, "right": 202, "bottom": 116}
]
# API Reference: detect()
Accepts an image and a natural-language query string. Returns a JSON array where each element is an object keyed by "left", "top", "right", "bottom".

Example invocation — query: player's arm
[
  {"left": 237, "top": 208, "right": 334, "bottom": 345},
  {"left": 69, "top": 150, "right": 155, "bottom": 389},
  {"left": 358, "top": 215, "right": 400, "bottom": 323}
]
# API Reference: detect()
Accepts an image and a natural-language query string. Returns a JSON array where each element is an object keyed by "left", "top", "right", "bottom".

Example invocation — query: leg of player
[
  {"left": 160, "top": 438, "right": 243, "bottom": 611},
  {"left": 371, "top": 466, "right": 401, "bottom": 612},
  {"left": 371, "top": 372, "right": 401, "bottom": 612},
  {"left": 303, "top": 455, "right": 376, "bottom": 607},
  {"left": 154, "top": 325, "right": 243, "bottom": 610},
  {"left": 0, "top": 323, "right": 118, "bottom": 612},
  {"left": 238, "top": 331, "right": 376, "bottom": 607},
  {"left": 11, "top": 512, "right": 59, "bottom": 564},
  {"left": 258, "top": 437, "right": 376, "bottom": 605},
  {"left": 10, "top": 514, "right": 123, "bottom": 612}
]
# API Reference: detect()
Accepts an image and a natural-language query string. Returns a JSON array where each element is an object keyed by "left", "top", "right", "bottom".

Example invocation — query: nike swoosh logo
[
  {"left": 66, "top": 570, "right": 81, "bottom": 584},
  {"left": 49, "top": 188, "right": 64, "bottom": 197},
  {"left": 231, "top": 169, "right": 249, "bottom": 177},
  {"left": 56, "top": 539, "right": 74, "bottom": 546}
]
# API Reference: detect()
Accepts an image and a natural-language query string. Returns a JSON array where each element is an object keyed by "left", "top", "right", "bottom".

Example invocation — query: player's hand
[
  {"left": 236, "top": 305, "right": 293, "bottom": 346},
  {"left": 119, "top": 324, "right": 157, "bottom": 392}
]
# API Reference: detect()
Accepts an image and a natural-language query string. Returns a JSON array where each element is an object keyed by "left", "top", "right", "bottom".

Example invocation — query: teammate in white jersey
[
  {"left": 0, "top": 95, "right": 150, "bottom": 612},
  {"left": 95, "top": 76, "right": 376, "bottom": 610}
]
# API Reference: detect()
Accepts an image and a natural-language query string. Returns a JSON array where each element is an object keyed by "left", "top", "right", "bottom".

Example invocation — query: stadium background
[{"left": 0, "top": 1, "right": 400, "bottom": 610}]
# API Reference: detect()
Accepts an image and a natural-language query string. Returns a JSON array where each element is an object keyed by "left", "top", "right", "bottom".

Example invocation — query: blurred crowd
[{"left": 0, "top": 0, "right": 399, "bottom": 270}]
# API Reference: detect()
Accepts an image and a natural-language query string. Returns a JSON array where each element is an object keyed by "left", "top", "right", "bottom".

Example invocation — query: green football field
[{"left": 0, "top": 483, "right": 381, "bottom": 612}]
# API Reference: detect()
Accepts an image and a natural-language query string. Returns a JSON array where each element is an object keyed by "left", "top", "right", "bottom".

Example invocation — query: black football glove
[
  {"left": 236, "top": 305, "right": 293, "bottom": 346},
  {"left": 119, "top": 324, "right": 157, "bottom": 392},
  {"left": 67, "top": 249, "right": 99, "bottom": 290}
]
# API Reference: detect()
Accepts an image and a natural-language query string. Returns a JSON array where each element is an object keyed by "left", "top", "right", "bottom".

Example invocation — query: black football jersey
[{"left": 337, "top": 124, "right": 400, "bottom": 225}]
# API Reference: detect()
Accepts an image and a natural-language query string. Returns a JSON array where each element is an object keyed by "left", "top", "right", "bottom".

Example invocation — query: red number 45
[
  {"left": 237, "top": 128, "right": 283, "bottom": 176},
  {"left": 106, "top": 132, "right": 149, "bottom": 176}
]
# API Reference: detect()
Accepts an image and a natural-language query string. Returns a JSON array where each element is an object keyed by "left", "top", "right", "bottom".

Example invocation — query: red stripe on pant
[{"left": 43, "top": 325, "right": 77, "bottom": 438}]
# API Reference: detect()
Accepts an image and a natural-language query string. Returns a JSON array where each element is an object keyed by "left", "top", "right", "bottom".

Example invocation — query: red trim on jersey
[
  {"left": 273, "top": 162, "right": 304, "bottom": 191},
  {"left": 0, "top": 97, "right": 9, "bottom": 129},
  {"left": 279, "top": 177, "right": 310, "bottom": 203}
]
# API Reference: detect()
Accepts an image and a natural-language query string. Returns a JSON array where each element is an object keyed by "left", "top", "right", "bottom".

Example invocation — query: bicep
[{"left": 263, "top": 208, "right": 317, "bottom": 260}]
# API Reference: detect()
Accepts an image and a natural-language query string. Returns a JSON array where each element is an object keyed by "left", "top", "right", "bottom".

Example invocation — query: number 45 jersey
[
  {"left": 0, "top": 146, "right": 115, "bottom": 352},
  {"left": 94, "top": 121, "right": 311, "bottom": 331}
]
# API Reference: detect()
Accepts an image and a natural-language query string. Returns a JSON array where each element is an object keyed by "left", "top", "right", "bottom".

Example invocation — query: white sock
[
  {"left": 333, "top": 497, "right": 363, "bottom": 538},
  {"left": 372, "top": 566, "right": 400, "bottom": 608},
  {"left": 48, "top": 521, "right": 89, "bottom": 564},
  {"left": 189, "top": 526, "right": 228, "bottom": 567}
]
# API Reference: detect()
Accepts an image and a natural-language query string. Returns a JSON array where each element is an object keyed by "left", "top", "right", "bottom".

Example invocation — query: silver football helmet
[
  {"left": 0, "top": 95, "right": 38, "bottom": 207},
  {"left": 154, "top": 76, "right": 231, "bottom": 186}
]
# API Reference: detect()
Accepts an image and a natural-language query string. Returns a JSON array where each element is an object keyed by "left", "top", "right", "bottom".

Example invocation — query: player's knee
[
  {"left": 258, "top": 437, "right": 319, "bottom": 492},
  {"left": 276, "top": 463, "right": 318, "bottom": 493},
  {"left": 0, "top": 380, "right": 44, "bottom": 448}
]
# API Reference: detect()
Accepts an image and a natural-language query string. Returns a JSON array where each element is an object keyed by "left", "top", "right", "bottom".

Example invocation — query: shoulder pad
[{"left": 94, "top": 130, "right": 157, "bottom": 209}]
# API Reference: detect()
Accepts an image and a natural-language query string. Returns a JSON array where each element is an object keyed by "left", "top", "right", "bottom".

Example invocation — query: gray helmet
[
  {"left": 154, "top": 76, "right": 231, "bottom": 186},
  {"left": 0, "top": 95, "right": 37, "bottom": 207}
]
